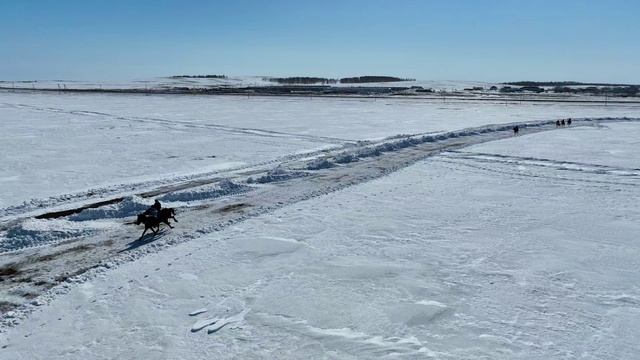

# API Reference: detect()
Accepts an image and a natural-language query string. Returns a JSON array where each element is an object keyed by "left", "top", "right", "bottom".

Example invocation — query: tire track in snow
[
  {"left": 432, "top": 158, "right": 640, "bottom": 189},
  {"left": 444, "top": 150, "right": 640, "bottom": 177},
  {"left": 1, "top": 102, "right": 352, "bottom": 144}
]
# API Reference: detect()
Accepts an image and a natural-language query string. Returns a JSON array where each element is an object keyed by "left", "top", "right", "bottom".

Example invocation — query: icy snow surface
[{"left": 2, "top": 122, "right": 639, "bottom": 359}]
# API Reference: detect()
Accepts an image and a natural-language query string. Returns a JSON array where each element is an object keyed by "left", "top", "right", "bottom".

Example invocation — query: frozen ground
[
  {"left": 2, "top": 90, "right": 640, "bottom": 212},
  {"left": 1, "top": 121, "right": 639, "bottom": 359}
]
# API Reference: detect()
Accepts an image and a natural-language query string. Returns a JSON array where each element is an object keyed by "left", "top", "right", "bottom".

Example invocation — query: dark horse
[
  {"left": 135, "top": 213, "right": 161, "bottom": 239},
  {"left": 135, "top": 206, "right": 178, "bottom": 239},
  {"left": 159, "top": 207, "right": 178, "bottom": 228}
]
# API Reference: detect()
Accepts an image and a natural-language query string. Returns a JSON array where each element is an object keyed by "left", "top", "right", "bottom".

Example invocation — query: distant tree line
[
  {"left": 339, "top": 76, "right": 414, "bottom": 83},
  {"left": 266, "top": 77, "right": 338, "bottom": 85},
  {"left": 504, "top": 81, "right": 638, "bottom": 87},
  {"left": 171, "top": 75, "right": 227, "bottom": 79},
  {"left": 552, "top": 85, "right": 639, "bottom": 96},
  {"left": 498, "top": 84, "right": 639, "bottom": 97},
  {"left": 266, "top": 76, "right": 415, "bottom": 85},
  {"left": 500, "top": 86, "right": 545, "bottom": 93}
]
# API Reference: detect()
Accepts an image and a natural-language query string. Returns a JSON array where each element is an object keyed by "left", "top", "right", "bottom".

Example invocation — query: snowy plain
[
  {"left": 2, "top": 90, "right": 640, "bottom": 212},
  {"left": 1, "top": 88, "right": 640, "bottom": 359},
  {"left": 1, "top": 121, "right": 639, "bottom": 359},
  {"left": 0, "top": 77, "right": 498, "bottom": 91}
]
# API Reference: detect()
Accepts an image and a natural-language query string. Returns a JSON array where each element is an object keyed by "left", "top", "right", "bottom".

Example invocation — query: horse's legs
[
  {"left": 171, "top": 216, "right": 178, "bottom": 223},
  {"left": 164, "top": 219, "right": 174, "bottom": 229},
  {"left": 140, "top": 227, "right": 148, "bottom": 239}
]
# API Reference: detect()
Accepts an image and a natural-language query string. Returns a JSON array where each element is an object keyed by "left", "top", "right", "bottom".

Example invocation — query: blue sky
[{"left": 1, "top": 0, "right": 638, "bottom": 82}]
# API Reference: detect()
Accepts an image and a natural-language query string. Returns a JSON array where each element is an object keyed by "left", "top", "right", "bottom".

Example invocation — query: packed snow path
[
  {"left": 0, "top": 116, "right": 638, "bottom": 319},
  {"left": 1, "top": 121, "right": 639, "bottom": 359}
]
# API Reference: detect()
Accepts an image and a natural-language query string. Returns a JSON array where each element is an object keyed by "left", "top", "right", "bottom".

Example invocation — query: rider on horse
[{"left": 144, "top": 200, "right": 162, "bottom": 218}]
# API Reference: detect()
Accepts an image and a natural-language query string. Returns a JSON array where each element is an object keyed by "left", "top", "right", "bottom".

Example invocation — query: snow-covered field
[
  {"left": 1, "top": 90, "right": 640, "bottom": 358},
  {"left": 2, "top": 121, "right": 639, "bottom": 359},
  {"left": 0, "top": 77, "right": 498, "bottom": 91},
  {"left": 2, "top": 90, "right": 640, "bottom": 212}
]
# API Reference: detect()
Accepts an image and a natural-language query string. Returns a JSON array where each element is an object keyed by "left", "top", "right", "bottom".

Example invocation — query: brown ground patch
[{"left": 218, "top": 203, "right": 251, "bottom": 213}]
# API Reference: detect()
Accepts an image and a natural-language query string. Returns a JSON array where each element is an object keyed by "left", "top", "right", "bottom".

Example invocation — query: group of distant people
[
  {"left": 513, "top": 117, "right": 572, "bottom": 136},
  {"left": 556, "top": 118, "right": 572, "bottom": 127}
]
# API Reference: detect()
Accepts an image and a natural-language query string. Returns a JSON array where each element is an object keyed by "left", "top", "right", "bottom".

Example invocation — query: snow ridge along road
[{"left": 0, "top": 117, "right": 637, "bottom": 326}]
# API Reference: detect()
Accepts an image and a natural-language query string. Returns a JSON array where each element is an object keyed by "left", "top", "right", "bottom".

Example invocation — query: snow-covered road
[{"left": 2, "top": 121, "right": 639, "bottom": 359}]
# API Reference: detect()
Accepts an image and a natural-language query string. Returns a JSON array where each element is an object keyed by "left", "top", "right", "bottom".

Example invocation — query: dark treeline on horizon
[
  {"left": 504, "top": 81, "right": 639, "bottom": 87},
  {"left": 339, "top": 76, "right": 415, "bottom": 83},
  {"left": 267, "top": 76, "right": 415, "bottom": 85},
  {"left": 267, "top": 77, "right": 338, "bottom": 85},
  {"left": 171, "top": 75, "right": 227, "bottom": 79}
]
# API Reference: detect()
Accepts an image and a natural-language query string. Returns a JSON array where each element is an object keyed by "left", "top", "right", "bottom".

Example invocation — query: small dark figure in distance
[
  {"left": 513, "top": 125, "right": 519, "bottom": 135},
  {"left": 136, "top": 213, "right": 161, "bottom": 239},
  {"left": 567, "top": 118, "right": 572, "bottom": 126},
  {"left": 556, "top": 120, "right": 561, "bottom": 127},
  {"left": 561, "top": 119, "right": 566, "bottom": 126}
]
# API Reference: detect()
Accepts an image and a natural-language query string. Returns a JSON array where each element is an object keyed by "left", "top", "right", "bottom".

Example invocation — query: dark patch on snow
[
  {"left": 334, "top": 153, "right": 359, "bottom": 164},
  {"left": 306, "top": 158, "right": 335, "bottom": 170},
  {"left": 218, "top": 203, "right": 251, "bottom": 213}
]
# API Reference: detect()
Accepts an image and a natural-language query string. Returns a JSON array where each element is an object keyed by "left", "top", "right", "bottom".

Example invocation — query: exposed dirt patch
[
  {"left": 0, "top": 301, "right": 15, "bottom": 313},
  {"left": 218, "top": 203, "right": 251, "bottom": 213},
  {"left": 32, "top": 243, "right": 97, "bottom": 263},
  {"left": 0, "top": 265, "right": 20, "bottom": 277}
]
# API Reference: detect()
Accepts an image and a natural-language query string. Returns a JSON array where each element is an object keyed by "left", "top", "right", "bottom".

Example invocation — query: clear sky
[{"left": 1, "top": 0, "right": 638, "bottom": 82}]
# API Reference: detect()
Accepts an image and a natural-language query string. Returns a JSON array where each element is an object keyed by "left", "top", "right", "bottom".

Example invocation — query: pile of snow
[
  {"left": 247, "top": 166, "right": 307, "bottom": 184},
  {"left": 306, "top": 158, "right": 335, "bottom": 170},
  {"left": 0, "top": 219, "right": 112, "bottom": 253},
  {"left": 67, "top": 196, "right": 150, "bottom": 222},
  {"left": 333, "top": 153, "right": 358, "bottom": 164},
  {"left": 157, "top": 179, "right": 249, "bottom": 203}
]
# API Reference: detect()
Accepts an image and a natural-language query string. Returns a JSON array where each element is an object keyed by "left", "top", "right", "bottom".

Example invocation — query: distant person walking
[
  {"left": 567, "top": 118, "right": 572, "bottom": 126},
  {"left": 556, "top": 120, "right": 561, "bottom": 127},
  {"left": 513, "top": 125, "right": 519, "bottom": 135},
  {"left": 561, "top": 119, "right": 566, "bottom": 126}
]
